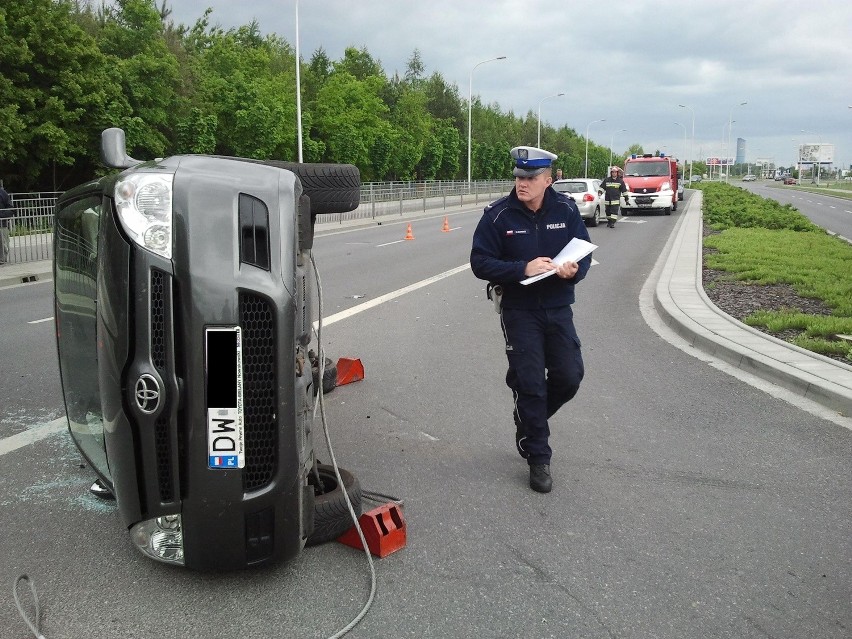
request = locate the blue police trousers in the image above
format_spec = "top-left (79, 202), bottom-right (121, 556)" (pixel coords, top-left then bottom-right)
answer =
top-left (500, 305), bottom-right (584, 465)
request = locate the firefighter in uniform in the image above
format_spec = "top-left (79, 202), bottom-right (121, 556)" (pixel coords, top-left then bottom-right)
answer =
top-left (470, 146), bottom-right (592, 493)
top-left (598, 166), bottom-right (629, 228)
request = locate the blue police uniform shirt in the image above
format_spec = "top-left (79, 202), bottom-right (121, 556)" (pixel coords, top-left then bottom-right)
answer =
top-left (470, 186), bottom-right (592, 309)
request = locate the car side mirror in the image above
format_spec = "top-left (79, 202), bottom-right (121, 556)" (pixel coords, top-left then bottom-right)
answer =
top-left (101, 128), bottom-right (143, 169)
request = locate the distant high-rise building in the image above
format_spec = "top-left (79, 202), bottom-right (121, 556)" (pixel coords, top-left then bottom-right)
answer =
top-left (736, 138), bottom-right (746, 165)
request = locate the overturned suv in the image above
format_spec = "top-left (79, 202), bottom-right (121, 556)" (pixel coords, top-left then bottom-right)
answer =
top-left (53, 128), bottom-right (360, 570)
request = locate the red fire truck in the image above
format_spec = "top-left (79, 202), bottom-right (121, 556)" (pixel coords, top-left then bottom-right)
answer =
top-left (621, 153), bottom-right (679, 215)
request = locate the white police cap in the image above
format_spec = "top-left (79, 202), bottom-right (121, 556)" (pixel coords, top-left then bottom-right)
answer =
top-left (511, 146), bottom-right (558, 177)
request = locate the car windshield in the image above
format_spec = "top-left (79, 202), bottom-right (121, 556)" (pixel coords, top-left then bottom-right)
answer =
top-left (625, 161), bottom-right (669, 177)
top-left (553, 182), bottom-right (588, 194)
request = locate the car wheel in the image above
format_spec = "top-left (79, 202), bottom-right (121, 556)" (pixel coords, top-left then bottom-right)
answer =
top-left (309, 351), bottom-right (338, 395)
top-left (589, 206), bottom-right (600, 227)
top-left (259, 161), bottom-right (362, 215)
top-left (306, 464), bottom-right (363, 546)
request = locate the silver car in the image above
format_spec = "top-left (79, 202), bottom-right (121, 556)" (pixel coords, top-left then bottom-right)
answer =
top-left (552, 178), bottom-right (604, 227)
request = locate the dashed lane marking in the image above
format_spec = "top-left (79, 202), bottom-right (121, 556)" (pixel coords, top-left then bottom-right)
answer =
top-left (0, 417), bottom-right (66, 456)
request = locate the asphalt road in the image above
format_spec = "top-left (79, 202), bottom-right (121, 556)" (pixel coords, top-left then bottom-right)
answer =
top-left (2, 194), bottom-right (850, 638)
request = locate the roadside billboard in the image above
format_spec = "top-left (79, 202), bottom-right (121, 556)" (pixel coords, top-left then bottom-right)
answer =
top-left (706, 157), bottom-right (734, 166)
top-left (798, 143), bottom-right (834, 165)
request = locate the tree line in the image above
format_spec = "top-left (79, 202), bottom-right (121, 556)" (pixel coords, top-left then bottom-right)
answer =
top-left (2, 0), bottom-right (640, 192)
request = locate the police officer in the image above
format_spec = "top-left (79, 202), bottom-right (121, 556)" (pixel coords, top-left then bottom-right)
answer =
top-left (598, 166), bottom-right (629, 228)
top-left (470, 146), bottom-right (592, 493)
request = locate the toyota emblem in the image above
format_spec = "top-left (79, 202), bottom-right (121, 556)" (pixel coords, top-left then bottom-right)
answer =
top-left (135, 374), bottom-right (161, 414)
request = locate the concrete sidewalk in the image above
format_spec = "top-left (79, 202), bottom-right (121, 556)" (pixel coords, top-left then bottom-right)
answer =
top-left (4, 198), bottom-right (851, 418)
top-left (0, 259), bottom-right (50, 288)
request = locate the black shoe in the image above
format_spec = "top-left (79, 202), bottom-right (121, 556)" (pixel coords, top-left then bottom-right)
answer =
top-left (529, 464), bottom-right (552, 493)
top-left (607, 221), bottom-right (614, 228)
top-left (90, 478), bottom-right (115, 500)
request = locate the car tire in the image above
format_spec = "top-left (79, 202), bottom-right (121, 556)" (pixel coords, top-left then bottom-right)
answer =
top-left (589, 206), bottom-right (600, 227)
top-left (306, 464), bottom-right (363, 546)
top-left (309, 351), bottom-right (337, 395)
top-left (262, 161), bottom-right (362, 215)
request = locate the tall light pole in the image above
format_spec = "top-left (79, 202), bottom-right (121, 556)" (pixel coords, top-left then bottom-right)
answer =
top-left (537, 92), bottom-right (565, 148)
top-left (678, 104), bottom-right (695, 183)
top-left (295, 0), bottom-right (303, 162)
top-left (584, 118), bottom-right (606, 178)
top-left (674, 122), bottom-right (687, 168)
top-left (609, 128), bottom-right (626, 169)
top-left (719, 121), bottom-right (734, 181)
top-left (467, 56), bottom-right (507, 185)
top-left (726, 101), bottom-right (747, 183)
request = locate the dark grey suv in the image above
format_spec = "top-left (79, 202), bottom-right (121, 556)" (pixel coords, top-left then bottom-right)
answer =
top-left (53, 129), bottom-right (360, 570)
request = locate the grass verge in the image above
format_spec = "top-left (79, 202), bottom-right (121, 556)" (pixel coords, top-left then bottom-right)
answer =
top-left (697, 181), bottom-right (852, 362)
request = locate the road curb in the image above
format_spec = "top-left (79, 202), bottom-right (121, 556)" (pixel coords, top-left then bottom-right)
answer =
top-left (654, 191), bottom-right (852, 418)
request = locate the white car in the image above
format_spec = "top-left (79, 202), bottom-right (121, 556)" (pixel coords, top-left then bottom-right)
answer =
top-left (742, 174), bottom-right (757, 182)
top-left (552, 178), bottom-right (605, 227)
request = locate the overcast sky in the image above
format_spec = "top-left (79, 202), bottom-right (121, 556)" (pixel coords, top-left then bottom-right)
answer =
top-left (164, 0), bottom-right (851, 170)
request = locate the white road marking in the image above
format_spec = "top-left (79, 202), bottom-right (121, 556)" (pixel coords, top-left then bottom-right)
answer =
top-left (377, 239), bottom-right (406, 247)
top-left (28, 317), bottom-right (53, 324)
top-left (316, 264), bottom-right (470, 328)
top-left (0, 417), bottom-right (66, 456)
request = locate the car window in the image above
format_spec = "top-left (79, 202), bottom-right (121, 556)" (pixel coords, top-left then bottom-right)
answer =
top-left (553, 182), bottom-right (588, 194)
top-left (55, 192), bottom-right (108, 476)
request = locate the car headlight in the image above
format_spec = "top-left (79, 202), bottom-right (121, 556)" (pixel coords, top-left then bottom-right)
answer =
top-left (130, 514), bottom-right (185, 565)
top-left (115, 173), bottom-right (174, 259)
top-left (661, 180), bottom-right (672, 191)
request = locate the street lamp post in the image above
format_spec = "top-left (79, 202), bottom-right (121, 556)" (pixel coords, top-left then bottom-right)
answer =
top-left (467, 56), bottom-right (507, 185)
top-left (295, 0), bottom-right (303, 162)
top-left (609, 129), bottom-right (627, 169)
top-left (719, 121), bottom-right (733, 181)
top-left (537, 92), bottom-right (565, 148)
top-left (678, 104), bottom-right (695, 183)
top-left (584, 118), bottom-right (606, 178)
top-left (674, 122), bottom-right (687, 176)
top-left (726, 101), bottom-right (747, 182)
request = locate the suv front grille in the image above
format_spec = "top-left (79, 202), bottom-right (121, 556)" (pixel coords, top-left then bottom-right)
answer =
top-left (150, 269), bottom-right (174, 501)
top-left (239, 293), bottom-right (278, 491)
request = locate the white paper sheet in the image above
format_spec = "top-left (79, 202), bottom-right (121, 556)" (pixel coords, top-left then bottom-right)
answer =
top-left (520, 238), bottom-right (598, 285)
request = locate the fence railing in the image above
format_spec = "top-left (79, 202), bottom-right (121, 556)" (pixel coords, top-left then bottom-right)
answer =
top-left (1, 181), bottom-right (512, 264)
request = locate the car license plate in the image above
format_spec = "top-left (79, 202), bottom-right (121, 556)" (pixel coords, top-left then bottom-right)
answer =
top-left (205, 327), bottom-right (245, 469)
top-left (638, 203), bottom-right (651, 207)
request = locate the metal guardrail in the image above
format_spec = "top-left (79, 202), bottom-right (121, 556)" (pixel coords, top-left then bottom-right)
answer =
top-left (1, 192), bottom-right (59, 264)
top-left (1, 181), bottom-right (512, 264)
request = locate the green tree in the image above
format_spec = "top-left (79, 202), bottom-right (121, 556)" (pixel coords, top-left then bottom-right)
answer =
top-left (0, 0), bottom-right (126, 189)
top-left (192, 25), bottom-right (298, 159)
top-left (334, 46), bottom-right (384, 81)
top-left (313, 72), bottom-right (388, 169)
top-left (96, 0), bottom-right (182, 157)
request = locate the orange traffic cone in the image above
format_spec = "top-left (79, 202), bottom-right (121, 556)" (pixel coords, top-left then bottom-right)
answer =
top-left (441, 217), bottom-right (450, 232)
top-left (404, 223), bottom-right (414, 240)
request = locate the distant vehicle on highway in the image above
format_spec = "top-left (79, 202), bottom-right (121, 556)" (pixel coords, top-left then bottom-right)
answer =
top-left (552, 178), bottom-right (605, 227)
top-left (742, 174), bottom-right (757, 182)
top-left (783, 176), bottom-right (797, 185)
top-left (690, 175), bottom-right (703, 183)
